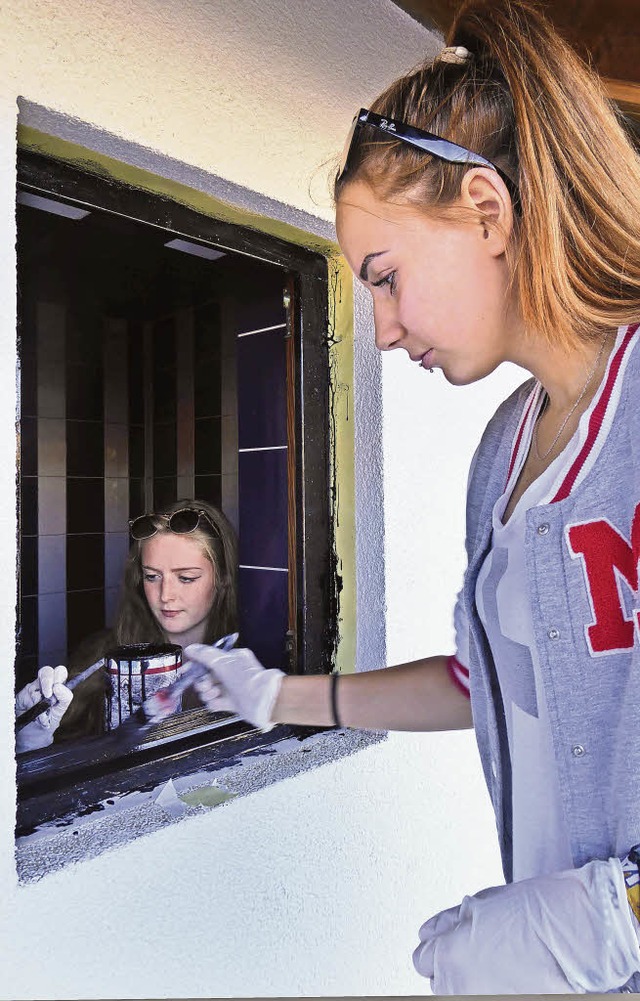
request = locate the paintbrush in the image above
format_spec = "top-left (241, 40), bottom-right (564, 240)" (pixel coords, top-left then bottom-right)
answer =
top-left (15, 632), bottom-right (238, 737)
top-left (104, 631), bottom-right (239, 750)
top-left (15, 657), bottom-right (106, 733)
top-left (15, 633), bottom-right (240, 778)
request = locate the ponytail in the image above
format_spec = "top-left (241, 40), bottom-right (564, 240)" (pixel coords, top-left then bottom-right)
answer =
top-left (336, 0), bottom-right (640, 348)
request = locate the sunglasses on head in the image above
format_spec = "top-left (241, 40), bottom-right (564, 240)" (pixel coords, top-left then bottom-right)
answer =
top-left (338, 108), bottom-right (518, 205)
top-left (129, 507), bottom-right (219, 541)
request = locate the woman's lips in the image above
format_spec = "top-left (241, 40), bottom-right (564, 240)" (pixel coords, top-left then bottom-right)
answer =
top-left (161, 610), bottom-right (181, 618)
top-left (420, 348), bottom-right (435, 369)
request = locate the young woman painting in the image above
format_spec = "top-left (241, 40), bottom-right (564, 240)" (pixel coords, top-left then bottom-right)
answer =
top-left (16, 500), bottom-right (237, 748)
top-left (183, 1), bottom-right (640, 992)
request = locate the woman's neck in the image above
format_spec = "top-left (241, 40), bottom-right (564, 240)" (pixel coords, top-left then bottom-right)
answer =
top-left (513, 327), bottom-right (615, 414)
top-left (162, 621), bottom-right (208, 649)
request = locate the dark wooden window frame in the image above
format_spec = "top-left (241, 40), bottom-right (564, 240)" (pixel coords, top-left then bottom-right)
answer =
top-left (15, 150), bottom-right (339, 833)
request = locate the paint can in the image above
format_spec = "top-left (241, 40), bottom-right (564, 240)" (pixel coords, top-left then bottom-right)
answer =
top-left (105, 643), bottom-right (182, 729)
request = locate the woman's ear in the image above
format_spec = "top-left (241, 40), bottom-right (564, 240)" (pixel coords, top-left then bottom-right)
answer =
top-left (460, 167), bottom-right (514, 256)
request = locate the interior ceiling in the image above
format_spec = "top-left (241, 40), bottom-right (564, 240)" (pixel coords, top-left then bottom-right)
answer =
top-left (392, 0), bottom-right (640, 115)
top-left (16, 200), bottom-right (279, 321)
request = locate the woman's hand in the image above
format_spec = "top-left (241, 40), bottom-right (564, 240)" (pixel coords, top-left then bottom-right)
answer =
top-left (413, 858), bottom-right (640, 994)
top-left (184, 644), bottom-right (284, 732)
top-left (15, 665), bottom-right (73, 753)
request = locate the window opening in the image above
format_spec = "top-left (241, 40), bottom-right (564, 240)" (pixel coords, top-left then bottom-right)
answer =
top-left (15, 151), bottom-right (333, 825)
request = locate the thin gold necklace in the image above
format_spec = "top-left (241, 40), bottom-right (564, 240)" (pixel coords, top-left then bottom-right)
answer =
top-left (533, 331), bottom-right (609, 462)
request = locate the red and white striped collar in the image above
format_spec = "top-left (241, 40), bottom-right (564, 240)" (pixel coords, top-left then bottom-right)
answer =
top-left (505, 323), bottom-right (639, 504)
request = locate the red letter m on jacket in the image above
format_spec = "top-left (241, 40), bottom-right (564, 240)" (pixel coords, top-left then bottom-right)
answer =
top-left (567, 504), bottom-right (640, 655)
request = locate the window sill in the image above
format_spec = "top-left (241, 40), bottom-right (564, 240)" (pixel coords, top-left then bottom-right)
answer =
top-left (16, 725), bottom-right (387, 882)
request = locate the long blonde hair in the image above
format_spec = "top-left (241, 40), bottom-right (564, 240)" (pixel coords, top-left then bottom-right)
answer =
top-left (335, 0), bottom-right (640, 349)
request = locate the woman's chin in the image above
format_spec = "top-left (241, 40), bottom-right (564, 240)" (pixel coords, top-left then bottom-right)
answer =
top-left (442, 368), bottom-right (475, 387)
top-left (156, 614), bottom-right (184, 640)
top-left (442, 360), bottom-right (497, 387)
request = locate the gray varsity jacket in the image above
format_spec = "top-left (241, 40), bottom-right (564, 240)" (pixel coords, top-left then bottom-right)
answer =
top-left (461, 324), bottom-right (640, 991)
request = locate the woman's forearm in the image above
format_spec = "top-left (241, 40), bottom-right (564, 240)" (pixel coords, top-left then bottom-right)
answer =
top-left (271, 655), bottom-right (473, 732)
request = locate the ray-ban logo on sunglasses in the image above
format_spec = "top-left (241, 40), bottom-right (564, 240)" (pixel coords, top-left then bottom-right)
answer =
top-left (378, 119), bottom-right (396, 132)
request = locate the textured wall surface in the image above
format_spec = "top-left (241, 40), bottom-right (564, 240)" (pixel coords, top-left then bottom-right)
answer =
top-left (0, 1), bottom-right (524, 997)
top-left (1, 0), bottom-right (436, 221)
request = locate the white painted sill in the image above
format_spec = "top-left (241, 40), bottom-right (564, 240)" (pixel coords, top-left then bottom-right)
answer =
top-left (15, 726), bottom-right (386, 882)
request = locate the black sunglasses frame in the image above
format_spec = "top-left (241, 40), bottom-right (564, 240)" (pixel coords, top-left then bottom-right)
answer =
top-left (339, 108), bottom-right (519, 206)
top-left (129, 507), bottom-right (219, 542)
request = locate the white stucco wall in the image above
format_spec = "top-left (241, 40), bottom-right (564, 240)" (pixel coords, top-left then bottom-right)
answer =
top-left (2, 1), bottom-right (525, 997)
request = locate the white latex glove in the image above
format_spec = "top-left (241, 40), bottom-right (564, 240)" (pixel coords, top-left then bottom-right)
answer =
top-left (413, 858), bottom-right (640, 994)
top-left (15, 665), bottom-right (73, 753)
top-left (185, 643), bottom-right (285, 732)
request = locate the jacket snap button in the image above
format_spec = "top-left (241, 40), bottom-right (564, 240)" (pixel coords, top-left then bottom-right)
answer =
top-left (572, 744), bottom-right (585, 757)
top-left (537, 523), bottom-right (550, 535)
top-left (547, 628), bottom-right (560, 640)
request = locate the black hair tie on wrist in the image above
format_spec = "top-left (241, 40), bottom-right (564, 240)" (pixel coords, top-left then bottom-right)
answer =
top-left (330, 671), bottom-right (342, 729)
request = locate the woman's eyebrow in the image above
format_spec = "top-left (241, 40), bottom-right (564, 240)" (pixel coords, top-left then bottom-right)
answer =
top-left (360, 250), bottom-right (388, 282)
top-left (142, 565), bottom-right (203, 572)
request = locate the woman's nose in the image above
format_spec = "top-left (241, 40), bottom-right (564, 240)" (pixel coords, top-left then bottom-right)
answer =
top-left (373, 298), bottom-right (405, 352)
top-left (160, 578), bottom-right (175, 602)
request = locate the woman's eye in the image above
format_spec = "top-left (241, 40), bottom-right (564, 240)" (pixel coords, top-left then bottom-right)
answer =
top-left (372, 271), bottom-right (398, 295)
top-left (179, 576), bottom-right (200, 585)
top-left (143, 573), bottom-right (159, 583)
